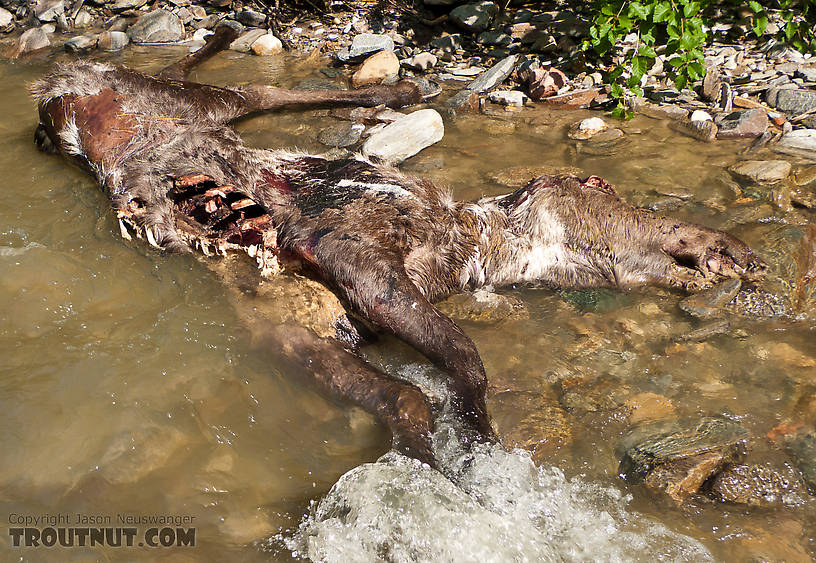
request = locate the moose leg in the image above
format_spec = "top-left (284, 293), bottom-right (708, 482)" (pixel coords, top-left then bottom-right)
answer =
top-left (156, 22), bottom-right (242, 81)
top-left (303, 243), bottom-right (496, 443)
top-left (256, 323), bottom-right (436, 466)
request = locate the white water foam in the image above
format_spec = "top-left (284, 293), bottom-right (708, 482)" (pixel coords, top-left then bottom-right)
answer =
top-left (281, 365), bottom-right (711, 562)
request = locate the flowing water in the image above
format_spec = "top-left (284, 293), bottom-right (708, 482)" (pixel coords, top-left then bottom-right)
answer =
top-left (1, 46), bottom-right (815, 562)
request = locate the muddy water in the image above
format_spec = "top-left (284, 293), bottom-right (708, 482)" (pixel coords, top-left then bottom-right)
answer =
top-left (0, 46), bottom-right (814, 562)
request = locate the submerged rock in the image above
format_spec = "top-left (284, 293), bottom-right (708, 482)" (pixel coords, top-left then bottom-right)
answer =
top-left (618, 417), bottom-right (748, 487)
top-left (728, 160), bottom-right (792, 184)
top-left (679, 278), bottom-right (741, 318)
top-left (710, 463), bottom-right (808, 506)
top-left (361, 109), bottom-right (444, 165)
top-left (671, 119), bottom-right (718, 142)
top-left (436, 289), bottom-right (526, 323)
top-left (317, 121), bottom-right (364, 147)
top-left (785, 432), bottom-right (816, 491)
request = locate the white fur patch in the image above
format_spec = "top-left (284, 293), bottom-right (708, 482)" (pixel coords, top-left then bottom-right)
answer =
top-left (58, 117), bottom-right (83, 156)
top-left (337, 179), bottom-right (414, 199)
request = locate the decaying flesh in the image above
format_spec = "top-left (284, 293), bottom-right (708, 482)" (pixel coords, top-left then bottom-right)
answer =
top-left (31, 25), bottom-right (766, 467)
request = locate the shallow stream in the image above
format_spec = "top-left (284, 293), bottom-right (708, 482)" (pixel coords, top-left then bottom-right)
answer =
top-left (1, 47), bottom-right (814, 561)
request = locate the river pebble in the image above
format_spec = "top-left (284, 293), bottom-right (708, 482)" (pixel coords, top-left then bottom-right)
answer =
top-left (728, 160), bottom-right (792, 184)
top-left (352, 50), bottom-right (399, 87)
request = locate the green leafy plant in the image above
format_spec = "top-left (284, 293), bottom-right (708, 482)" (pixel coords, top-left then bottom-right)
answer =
top-left (746, 0), bottom-right (816, 53)
top-left (584, 0), bottom-right (707, 118)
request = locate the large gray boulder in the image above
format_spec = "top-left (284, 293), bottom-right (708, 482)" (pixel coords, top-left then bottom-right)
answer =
top-left (127, 10), bottom-right (183, 44)
top-left (450, 1), bottom-right (499, 33)
top-left (361, 109), bottom-right (444, 165)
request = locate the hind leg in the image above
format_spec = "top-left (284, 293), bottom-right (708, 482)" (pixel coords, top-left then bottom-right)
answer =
top-left (300, 240), bottom-right (495, 442)
top-left (255, 323), bottom-right (436, 466)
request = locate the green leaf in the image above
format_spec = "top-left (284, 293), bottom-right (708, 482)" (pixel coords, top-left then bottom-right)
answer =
top-left (637, 45), bottom-right (657, 57)
top-left (630, 84), bottom-right (644, 97)
top-left (753, 14), bottom-right (768, 37)
top-left (667, 23), bottom-right (681, 39)
top-left (632, 55), bottom-right (650, 78)
top-left (667, 56), bottom-right (685, 68)
top-left (786, 20), bottom-right (796, 39)
top-left (683, 1), bottom-right (700, 17)
top-left (653, 3), bottom-right (672, 22)
top-left (674, 74), bottom-right (688, 89)
top-left (610, 82), bottom-right (624, 98)
top-left (687, 61), bottom-right (705, 81)
top-left (748, 0), bottom-right (762, 13)
top-left (628, 1), bottom-right (651, 19)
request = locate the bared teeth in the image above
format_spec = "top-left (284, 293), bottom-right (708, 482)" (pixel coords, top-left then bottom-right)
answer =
top-left (230, 198), bottom-right (255, 210)
top-left (146, 227), bottom-right (160, 248)
top-left (119, 218), bottom-right (132, 241)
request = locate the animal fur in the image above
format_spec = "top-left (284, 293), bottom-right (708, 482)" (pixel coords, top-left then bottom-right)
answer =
top-left (32, 25), bottom-right (765, 466)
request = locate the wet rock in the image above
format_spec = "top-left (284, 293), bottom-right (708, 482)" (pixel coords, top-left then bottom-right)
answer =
top-left (711, 463), bottom-right (808, 506)
top-left (490, 165), bottom-right (583, 187)
top-left (567, 117), bottom-right (608, 140)
top-left (99, 426), bottom-right (188, 485)
top-left (402, 52), bottom-right (436, 71)
top-left (450, 1), bottom-right (498, 33)
top-left (73, 9), bottom-right (92, 28)
top-left (632, 99), bottom-right (690, 120)
top-left (526, 67), bottom-right (567, 100)
top-left (317, 121), bottom-right (364, 147)
top-left (97, 30), bottom-right (129, 51)
top-left (702, 67), bottom-right (721, 102)
top-left (352, 50), bottom-right (399, 88)
top-left (727, 288), bottom-right (787, 318)
top-left (338, 33), bottom-right (393, 62)
top-left (776, 129), bottom-right (816, 157)
top-left (677, 319), bottom-right (731, 342)
top-left (436, 289), bottom-right (526, 323)
top-left (235, 9), bottom-right (265, 27)
top-left (230, 29), bottom-right (266, 52)
top-left (542, 88), bottom-right (603, 109)
top-left (33, 0), bottom-right (62, 22)
top-left (645, 451), bottom-right (727, 503)
top-left (0, 7), bottom-right (12, 29)
top-left (690, 110), bottom-right (713, 122)
top-left (361, 109), bottom-right (444, 165)
top-left (466, 55), bottom-right (518, 93)
top-left (679, 278), bottom-right (741, 318)
top-left (251, 33), bottom-right (282, 56)
top-left (11, 28), bottom-right (50, 57)
top-left (785, 433), bottom-right (816, 491)
top-left (715, 109), bottom-right (769, 139)
top-left (671, 119), bottom-right (718, 142)
top-left (109, 0), bottom-right (148, 10)
top-left (444, 89), bottom-right (480, 113)
top-left (127, 10), bottom-right (183, 44)
top-left (64, 34), bottom-right (96, 53)
top-left (430, 34), bottom-right (462, 54)
top-left (771, 89), bottom-right (816, 115)
top-left (625, 392), bottom-right (675, 424)
top-left (488, 90), bottom-right (527, 107)
top-left (728, 160), bottom-right (791, 184)
top-left (618, 417), bottom-right (748, 491)
top-left (491, 391), bottom-right (571, 463)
